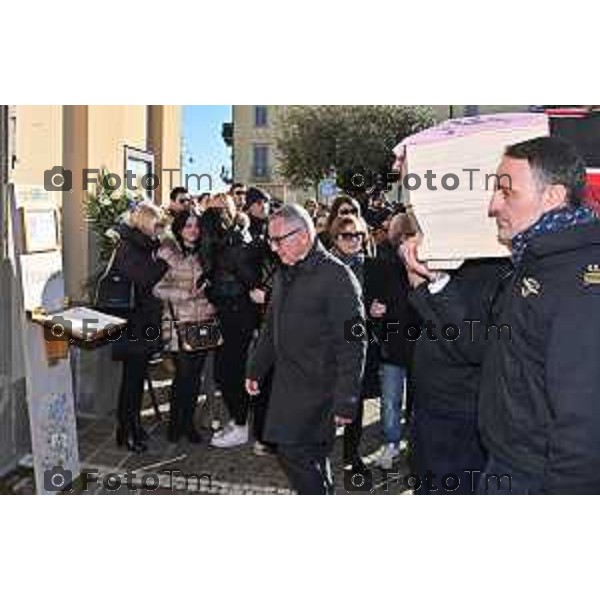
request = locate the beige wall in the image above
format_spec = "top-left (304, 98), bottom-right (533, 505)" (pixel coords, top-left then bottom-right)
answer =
top-left (148, 105), bottom-right (182, 205)
top-left (9, 105), bottom-right (181, 301)
top-left (62, 105), bottom-right (148, 298)
top-left (12, 105), bottom-right (63, 207)
top-left (12, 105), bottom-right (63, 186)
top-left (87, 105), bottom-right (147, 179)
top-left (61, 105), bottom-right (181, 299)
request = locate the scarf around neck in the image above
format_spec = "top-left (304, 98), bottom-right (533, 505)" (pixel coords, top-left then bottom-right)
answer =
top-left (511, 205), bottom-right (597, 266)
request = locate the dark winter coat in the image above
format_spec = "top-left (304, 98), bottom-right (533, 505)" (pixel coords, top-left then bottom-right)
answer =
top-left (479, 221), bottom-right (600, 493)
top-left (110, 225), bottom-right (169, 360)
top-left (246, 241), bottom-right (367, 448)
top-left (409, 258), bottom-right (512, 416)
top-left (368, 241), bottom-right (418, 367)
top-left (200, 225), bottom-right (261, 310)
top-left (330, 248), bottom-right (380, 398)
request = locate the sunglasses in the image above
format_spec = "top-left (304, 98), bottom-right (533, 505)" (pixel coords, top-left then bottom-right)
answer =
top-left (235, 190), bottom-right (247, 196)
top-left (268, 227), bottom-right (302, 247)
top-left (338, 207), bottom-right (358, 216)
top-left (338, 231), bottom-right (365, 241)
top-left (177, 197), bottom-right (191, 204)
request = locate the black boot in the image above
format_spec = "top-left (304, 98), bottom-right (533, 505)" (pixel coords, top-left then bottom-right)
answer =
top-left (185, 428), bottom-right (203, 444)
top-left (135, 417), bottom-right (150, 442)
top-left (116, 426), bottom-right (147, 453)
top-left (344, 455), bottom-right (368, 474)
top-left (167, 424), bottom-right (181, 444)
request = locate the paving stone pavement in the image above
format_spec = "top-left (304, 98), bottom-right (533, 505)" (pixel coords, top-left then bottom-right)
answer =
top-left (79, 381), bottom-right (413, 495)
top-left (2, 382), bottom-right (412, 495)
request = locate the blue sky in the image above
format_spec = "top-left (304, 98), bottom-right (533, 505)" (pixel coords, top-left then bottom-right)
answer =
top-left (182, 105), bottom-right (232, 193)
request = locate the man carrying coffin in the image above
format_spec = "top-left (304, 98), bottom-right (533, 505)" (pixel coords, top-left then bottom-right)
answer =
top-left (478, 136), bottom-right (600, 494)
top-left (400, 242), bottom-right (511, 494)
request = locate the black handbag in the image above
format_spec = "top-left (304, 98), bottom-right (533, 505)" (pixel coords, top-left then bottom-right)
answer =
top-left (168, 301), bottom-right (223, 353)
top-left (94, 243), bottom-right (134, 314)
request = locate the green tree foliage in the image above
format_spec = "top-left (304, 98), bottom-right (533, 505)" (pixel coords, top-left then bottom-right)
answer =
top-left (276, 105), bottom-right (435, 193)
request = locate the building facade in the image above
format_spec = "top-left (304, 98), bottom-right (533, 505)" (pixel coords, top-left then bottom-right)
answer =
top-left (1, 105), bottom-right (182, 452)
top-left (9, 105), bottom-right (181, 301)
top-left (231, 105), bottom-right (296, 201)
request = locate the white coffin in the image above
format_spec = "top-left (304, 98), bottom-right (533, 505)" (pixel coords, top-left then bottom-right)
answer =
top-left (394, 113), bottom-right (550, 269)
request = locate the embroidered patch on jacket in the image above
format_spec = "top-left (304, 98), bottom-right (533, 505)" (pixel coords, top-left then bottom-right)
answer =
top-left (521, 277), bottom-right (542, 298)
top-left (582, 264), bottom-right (600, 286)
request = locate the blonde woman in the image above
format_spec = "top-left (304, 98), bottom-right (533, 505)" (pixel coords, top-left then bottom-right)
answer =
top-left (111, 202), bottom-right (169, 453)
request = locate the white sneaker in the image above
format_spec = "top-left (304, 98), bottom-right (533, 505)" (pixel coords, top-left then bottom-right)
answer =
top-left (211, 421), bottom-right (234, 440)
top-left (253, 441), bottom-right (273, 457)
top-left (375, 443), bottom-right (400, 469)
top-left (211, 424), bottom-right (249, 448)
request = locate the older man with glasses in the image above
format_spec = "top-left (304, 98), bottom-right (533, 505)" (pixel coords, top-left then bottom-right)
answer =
top-left (246, 204), bottom-right (367, 494)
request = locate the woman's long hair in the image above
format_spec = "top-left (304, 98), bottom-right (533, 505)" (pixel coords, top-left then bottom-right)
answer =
top-left (171, 210), bottom-right (202, 255)
top-left (198, 206), bottom-right (234, 277)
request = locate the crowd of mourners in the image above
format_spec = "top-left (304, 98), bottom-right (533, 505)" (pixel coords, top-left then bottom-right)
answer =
top-left (98, 135), bottom-right (600, 494)
top-left (101, 182), bottom-right (415, 470)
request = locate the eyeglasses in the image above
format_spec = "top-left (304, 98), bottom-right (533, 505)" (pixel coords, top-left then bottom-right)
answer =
top-left (268, 227), bottom-right (302, 248)
top-left (337, 232), bottom-right (365, 241)
top-left (338, 207), bottom-right (358, 216)
top-left (177, 197), bottom-right (191, 204)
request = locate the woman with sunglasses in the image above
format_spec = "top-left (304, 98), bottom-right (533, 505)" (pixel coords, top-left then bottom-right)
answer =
top-left (329, 214), bottom-right (380, 473)
top-left (322, 196), bottom-right (362, 248)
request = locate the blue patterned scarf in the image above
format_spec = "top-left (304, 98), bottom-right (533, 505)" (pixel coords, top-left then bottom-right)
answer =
top-left (511, 205), bottom-right (597, 265)
top-left (331, 249), bottom-right (366, 285)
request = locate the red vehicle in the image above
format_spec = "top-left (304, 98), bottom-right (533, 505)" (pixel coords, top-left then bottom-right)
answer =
top-left (542, 106), bottom-right (600, 214)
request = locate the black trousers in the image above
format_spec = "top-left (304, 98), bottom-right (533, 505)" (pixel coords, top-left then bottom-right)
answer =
top-left (410, 405), bottom-right (486, 495)
top-left (278, 444), bottom-right (334, 495)
top-left (343, 399), bottom-right (365, 464)
top-left (117, 354), bottom-right (147, 435)
top-left (252, 368), bottom-right (273, 443)
top-left (170, 351), bottom-right (207, 436)
top-left (214, 302), bottom-right (257, 426)
top-left (343, 342), bottom-right (379, 463)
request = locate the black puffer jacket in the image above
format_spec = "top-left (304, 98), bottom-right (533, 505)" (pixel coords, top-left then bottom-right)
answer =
top-left (111, 225), bottom-right (168, 359)
top-left (480, 221), bottom-right (600, 494)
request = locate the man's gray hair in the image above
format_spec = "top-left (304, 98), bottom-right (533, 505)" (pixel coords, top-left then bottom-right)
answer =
top-left (270, 203), bottom-right (316, 238)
